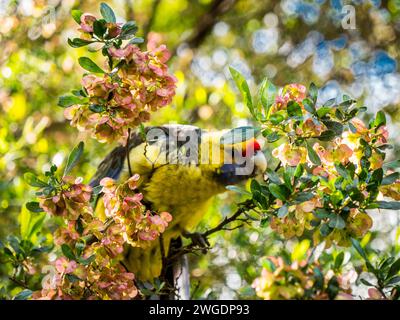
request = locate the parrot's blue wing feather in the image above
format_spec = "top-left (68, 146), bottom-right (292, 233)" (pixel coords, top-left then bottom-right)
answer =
top-left (89, 145), bottom-right (126, 187)
top-left (89, 133), bottom-right (144, 187)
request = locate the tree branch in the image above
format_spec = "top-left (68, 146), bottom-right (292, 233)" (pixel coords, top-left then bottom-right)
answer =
top-left (171, 0), bottom-right (237, 56)
top-left (166, 200), bottom-right (255, 264)
top-left (125, 0), bottom-right (135, 21)
top-left (142, 0), bottom-right (162, 38)
top-left (126, 128), bottom-right (133, 177)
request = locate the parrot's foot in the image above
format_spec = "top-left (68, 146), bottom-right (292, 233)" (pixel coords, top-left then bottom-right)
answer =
top-left (182, 231), bottom-right (210, 254)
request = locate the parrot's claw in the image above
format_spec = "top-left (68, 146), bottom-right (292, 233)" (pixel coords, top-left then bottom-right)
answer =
top-left (182, 231), bottom-right (210, 253)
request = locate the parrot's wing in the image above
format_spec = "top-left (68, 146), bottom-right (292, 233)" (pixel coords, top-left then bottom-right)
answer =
top-left (89, 132), bottom-right (144, 187)
top-left (89, 124), bottom-right (203, 187)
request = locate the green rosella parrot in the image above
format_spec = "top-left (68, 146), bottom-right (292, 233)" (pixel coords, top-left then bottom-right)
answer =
top-left (91, 124), bottom-right (267, 281)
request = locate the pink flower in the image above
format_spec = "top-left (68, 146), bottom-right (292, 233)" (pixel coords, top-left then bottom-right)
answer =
top-left (82, 75), bottom-right (115, 99)
top-left (55, 257), bottom-right (77, 274)
top-left (108, 44), bottom-right (136, 59)
top-left (272, 143), bottom-right (307, 167)
top-left (350, 118), bottom-right (368, 134)
top-left (80, 14), bottom-right (97, 33)
top-left (376, 125), bottom-right (388, 146)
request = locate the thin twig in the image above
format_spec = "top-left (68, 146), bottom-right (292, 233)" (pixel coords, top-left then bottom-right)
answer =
top-left (159, 233), bottom-right (168, 282)
top-left (125, 0), bottom-right (135, 21)
top-left (165, 201), bottom-right (255, 264)
top-left (142, 0), bottom-right (161, 38)
top-left (203, 202), bottom-right (254, 237)
top-left (126, 128), bottom-right (133, 177)
top-left (9, 276), bottom-right (29, 290)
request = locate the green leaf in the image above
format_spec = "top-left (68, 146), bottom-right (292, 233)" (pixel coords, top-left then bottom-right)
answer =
top-left (128, 37), bottom-right (144, 44)
top-left (61, 244), bottom-right (75, 260)
top-left (229, 67), bottom-right (254, 117)
top-left (268, 183), bottom-right (289, 201)
top-left (261, 258), bottom-right (276, 272)
top-left (13, 289), bottom-right (33, 300)
top-left (292, 240), bottom-right (310, 262)
top-left (373, 201), bottom-right (400, 210)
top-left (269, 113), bottom-right (284, 125)
top-left (259, 77), bottom-right (277, 115)
top-left (360, 279), bottom-right (374, 287)
top-left (226, 185), bottom-right (251, 195)
top-left (265, 132), bottom-right (281, 143)
top-left (58, 95), bottom-right (86, 108)
top-left (328, 215), bottom-right (346, 229)
top-left (120, 21), bottom-right (138, 40)
top-left (383, 160), bottom-right (400, 170)
top-left (323, 98), bottom-right (336, 107)
top-left (220, 126), bottom-right (260, 144)
top-left (266, 169), bottom-right (281, 184)
top-left (68, 38), bottom-right (93, 48)
top-left (294, 164), bottom-right (304, 178)
top-left (23, 212), bottom-right (46, 240)
top-left (294, 192), bottom-right (314, 203)
top-left (277, 204), bottom-right (289, 218)
top-left (334, 163), bottom-right (349, 179)
top-left (287, 101), bottom-right (303, 117)
top-left (78, 255), bottom-right (96, 265)
top-left (313, 267), bottom-right (324, 289)
top-left (386, 276), bottom-right (400, 286)
top-left (313, 208), bottom-right (331, 219)
top-left (317, 130), bottom-right (336, 141)
top-left (71, 9), bottom-right (83, 24)
top-left (334, 252), bottom-right (345, 270)
top-left (64, 141), bottom-right (84, 176)
top-left (303, 98), bottom-right (316, 114)
top-left (78, 57), bottom-right (105, 73)
top-left (374, 111), bottom-right (386, 128)
top-left (100, 2), bottom-right (116, 23)
top-left (370, 168), bottom-right (383, 185)
top-left (351, 238), bottom-right (369, 262)
top-left (25, 202), bottom-right (44, 213)
top-left (93, 20), bottom-right (107, 38)
top-left (348, 122), bottom-right (357, 133)
top-left (309, 83), bottom-right (318, 102)
top-left (89, 104), bottom-right (106, 113)
top-left (382, 172), bottom-right (399, 186)
top-left (306, 142), bottom-right (321, 165)
top-left (323, 120), bottom-right (343, 136)
top-left (387, 258), bottom-right (400, 279)
top-left (66, 274), bottom-right (82, 283)
top-left (20, 205), bottom-right (46, 240)
top-left (24, 173), bottom-right (48, 188)
top-left (316, 106), bottom-right (331, 118)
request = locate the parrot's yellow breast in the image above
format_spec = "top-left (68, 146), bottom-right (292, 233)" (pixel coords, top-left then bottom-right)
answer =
top-left (141, 164), bottom-right (225, 232)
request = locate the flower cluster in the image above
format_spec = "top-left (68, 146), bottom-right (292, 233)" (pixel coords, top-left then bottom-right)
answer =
top-left (33, 257), bottom-right (138, 300)
top-left (60, 5), bottom-right (177, 145)
top-left (39, 176), bottom-right (93, 221)
top-left (100, 175), bottom-right (172, 248)
top-left (25, 142), bottom-right (171, 299)
top-left (229, 68), bottom-right (400, 248)
top-left (28, 168), bottom-right (137, 299)
top-left (252, 254), bottom-right (354, 300)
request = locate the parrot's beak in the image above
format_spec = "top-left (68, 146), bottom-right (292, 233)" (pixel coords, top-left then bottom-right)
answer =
top-left (253, 151), bottom-right (267, 175)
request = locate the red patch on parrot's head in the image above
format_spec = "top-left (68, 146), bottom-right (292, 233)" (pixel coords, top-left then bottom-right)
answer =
top-left (241, 138), bottom-right (261, 157)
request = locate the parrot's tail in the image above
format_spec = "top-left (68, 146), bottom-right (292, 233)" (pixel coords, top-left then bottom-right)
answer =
top-left (125, 243), bottom-right (163, 281)
top-left (124, 229), bottom-right (180, 282)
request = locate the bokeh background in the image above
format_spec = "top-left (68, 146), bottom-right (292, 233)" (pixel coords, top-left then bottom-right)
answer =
top-left (1, 0), bottom-right (400, 299)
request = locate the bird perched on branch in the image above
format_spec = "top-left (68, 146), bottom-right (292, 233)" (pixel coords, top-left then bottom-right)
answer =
top-left (91, 124), bottom-right (267, 281)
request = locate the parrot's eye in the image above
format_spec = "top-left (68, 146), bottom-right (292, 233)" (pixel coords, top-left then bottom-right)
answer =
top-left (242, 139), bottom-right (261, 157)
